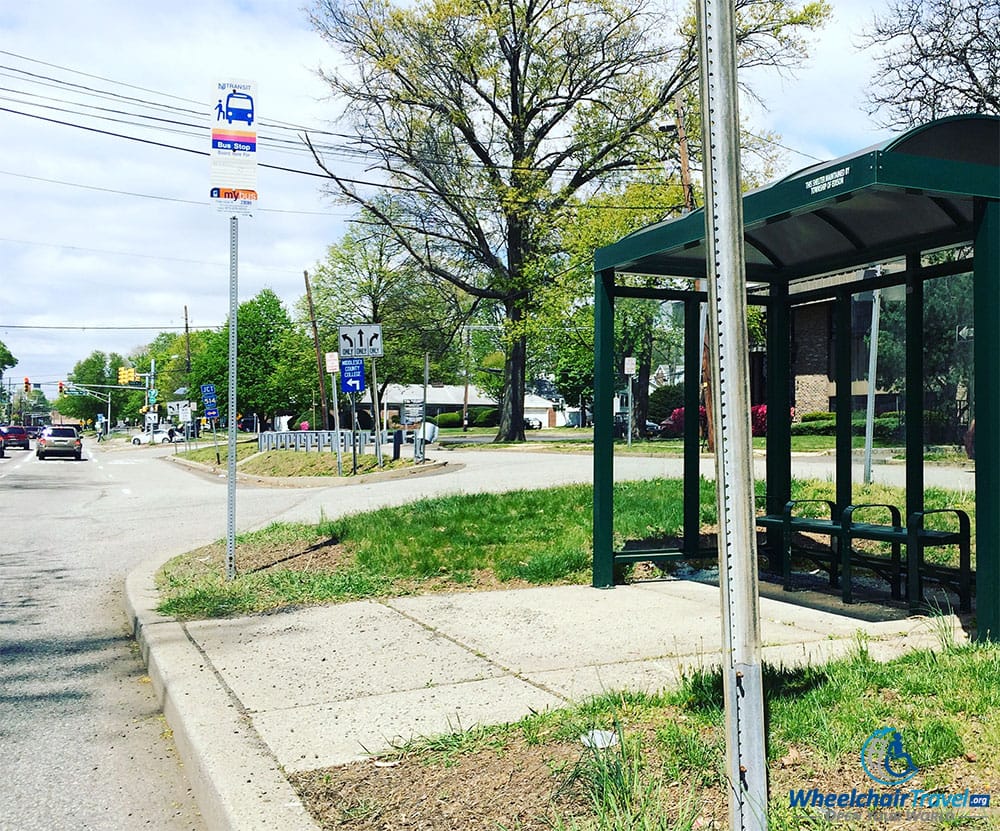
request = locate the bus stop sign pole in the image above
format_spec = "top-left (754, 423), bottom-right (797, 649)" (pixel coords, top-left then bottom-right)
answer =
top-left (226, 216), bottom-right (238, 581)
top-left (697, 0), bottom-right (768, 826)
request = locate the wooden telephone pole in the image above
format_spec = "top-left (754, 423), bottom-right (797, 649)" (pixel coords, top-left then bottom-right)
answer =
top-left (672, 97), bottom-right (715, 452)
top-left (303, 270), bottom-right (330, 430)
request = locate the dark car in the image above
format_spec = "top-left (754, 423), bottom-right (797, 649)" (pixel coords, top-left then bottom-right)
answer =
top-left (36, 426), bottom-right (82, 460)
top-left (523, 416), bottom-right (542, 430)
top-left (0, 424), bottom-right (31, 450)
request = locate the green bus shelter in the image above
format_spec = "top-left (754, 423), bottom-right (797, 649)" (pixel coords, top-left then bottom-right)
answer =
top-left (592, 114), bottom-right (1000, 638)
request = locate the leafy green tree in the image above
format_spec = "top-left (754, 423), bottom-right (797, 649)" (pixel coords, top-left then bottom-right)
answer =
top-left (0, 339), bottom-right (15, 374)
top-left (189, 289), bottom-right (314, 426)
top-left (306, 0), bottom-right (830, 441)
top-left (63, 351), bottom-right (139, 425)
top-left (876, 269), bottom-right (974, 441)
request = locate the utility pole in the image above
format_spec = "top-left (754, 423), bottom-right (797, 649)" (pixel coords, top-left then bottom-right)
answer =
top-left (674, 96), bottom-right (695, 213)
top-left (303, 270), bottom-right (330, 430)
top-left (184, 305), bottom-right (192, 372)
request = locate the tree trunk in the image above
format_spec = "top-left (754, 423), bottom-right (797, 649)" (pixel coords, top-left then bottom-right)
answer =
top-left (495, 300), bottom-right (527, 442)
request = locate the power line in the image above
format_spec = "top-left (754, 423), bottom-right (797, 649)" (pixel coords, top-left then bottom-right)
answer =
top-left (0, 323), bottom-right (219, 331)
top-left (0, 49), bottom-right (828, 214)
top-left (0, 169), bottom-right (350, 217)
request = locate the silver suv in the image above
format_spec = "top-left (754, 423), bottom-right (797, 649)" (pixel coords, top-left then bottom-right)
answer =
top-left (36, 426), bottom-right (82, 461)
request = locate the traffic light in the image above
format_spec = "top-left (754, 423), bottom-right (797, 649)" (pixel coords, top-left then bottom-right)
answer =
top-left (58, 381), bottom-right (64, 395)
top-left (117, 367), bottom-right (127, 385)
top-left (23, 377), bottom-right (29, 393)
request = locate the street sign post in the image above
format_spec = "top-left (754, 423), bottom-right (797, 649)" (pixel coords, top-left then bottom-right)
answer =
top-left (339, 324), bottom-right (383, 358)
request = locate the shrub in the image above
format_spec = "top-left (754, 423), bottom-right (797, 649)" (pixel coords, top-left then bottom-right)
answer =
top-left (435, 411), bottom-right (462, 428)
top-left (471, 407), bottom-right (499, 427)
top-left (800, 410), bottom-right (833, 423)
top-left (791, 419), bottom-right (835, 436)
top-left (660, 405), bottom-right (707, 438)
top-left (788, 414), bottom-right (904, 441)
top-left (751, 404), bottom-right (767, 437)
top-left (649, 383), bottom-right (685, 423)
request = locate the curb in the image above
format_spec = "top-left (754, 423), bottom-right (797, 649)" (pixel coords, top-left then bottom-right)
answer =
top-left (125, 558), bottom-right (319, 831)
top-left (165, 452), bottom-right (453, 488)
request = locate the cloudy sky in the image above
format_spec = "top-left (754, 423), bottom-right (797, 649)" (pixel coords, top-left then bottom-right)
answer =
top-left (1, 0), bottom-right (891, 397)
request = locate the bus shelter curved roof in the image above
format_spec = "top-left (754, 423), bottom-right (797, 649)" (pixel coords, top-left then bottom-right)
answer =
top-left (595, 114), bottom-right (999, 283)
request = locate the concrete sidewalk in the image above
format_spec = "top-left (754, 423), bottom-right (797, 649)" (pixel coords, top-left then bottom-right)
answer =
top-left (125, 555), bottom-right (970, 831)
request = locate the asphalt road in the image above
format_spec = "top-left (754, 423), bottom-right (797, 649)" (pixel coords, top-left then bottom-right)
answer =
top-left (0, 439), bottom-right (311, 831)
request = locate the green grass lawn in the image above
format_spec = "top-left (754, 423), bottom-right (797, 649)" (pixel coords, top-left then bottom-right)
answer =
top-left (156, 476), bottom-right (976, 620)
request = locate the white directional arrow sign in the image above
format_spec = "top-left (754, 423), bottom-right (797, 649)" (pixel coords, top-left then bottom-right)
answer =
top-left (339, 323), bottom-right (384, 358)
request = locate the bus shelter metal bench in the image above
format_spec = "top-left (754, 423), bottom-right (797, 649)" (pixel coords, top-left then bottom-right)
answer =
top-left (757, 501), bottom-right (972, 613)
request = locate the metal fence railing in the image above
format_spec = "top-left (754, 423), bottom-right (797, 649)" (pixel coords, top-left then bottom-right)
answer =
top-left (257, 430), bottom-right (387, 454)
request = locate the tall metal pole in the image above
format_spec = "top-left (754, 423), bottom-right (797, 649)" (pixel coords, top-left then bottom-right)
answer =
top-left (371, 359), bottom-right (383, 467)
top-left (674, 96), bottom-right (695, 213)
top-left (303, 270), bottom-right (330, 430)
top-left (330, 369), bottom-right (343, 476)
top-left (184, 304), bottom-right (192, 372)
top-left (863, 288), bottom-right (882, 484)
top-left (226, 216), bottom-right (239, 581)
top-left (697, 0), bottom-right (768, 825)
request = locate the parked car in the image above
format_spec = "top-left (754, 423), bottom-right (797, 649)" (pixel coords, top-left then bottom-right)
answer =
top-left (131, 428), bottom-right (181, 445)
top-left (36, 425), bottom-right (82, 460)
top-left (523, 416), bottom-right (543, 430)
top-left (0, 424), bottom-right (31, 450)
top-left (0, 433), bottom-right (5, 457)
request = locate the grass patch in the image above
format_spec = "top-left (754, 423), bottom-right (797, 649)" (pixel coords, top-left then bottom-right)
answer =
top-left (238, 450), bottom-right (411, 477)
top-left (176, 443), bottom-right (413, 477)
top-left (156, 476), bottom-right (977, 620)
top-left (294, 642), bottom-right (1000, 830)
top-left (176, 438), bottom-right (261, 465)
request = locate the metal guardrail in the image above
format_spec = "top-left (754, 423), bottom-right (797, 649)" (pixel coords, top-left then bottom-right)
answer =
top-left (257, 430), bottom-right (386, 453)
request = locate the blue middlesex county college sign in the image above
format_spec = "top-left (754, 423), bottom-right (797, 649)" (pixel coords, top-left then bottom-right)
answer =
top-left (340, 359), bottom-right (365, 394)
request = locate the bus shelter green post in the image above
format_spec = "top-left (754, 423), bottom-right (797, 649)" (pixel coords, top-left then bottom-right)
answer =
top-left (834, 291), bottom-right (853, 514)
top-left (903, 255), bottom-right (926, 611)
top-left (765, 284), bottom-right (791, 569)
top-left (593, 267), bottom-right (616, 588)
top-left (974, 199), bottom-right (1000, 640)
top-left (683, 297), bottom-right (701, 556)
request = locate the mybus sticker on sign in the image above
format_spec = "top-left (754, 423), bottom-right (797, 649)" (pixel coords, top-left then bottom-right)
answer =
top-left (211, 188), bottom-right (258, 201)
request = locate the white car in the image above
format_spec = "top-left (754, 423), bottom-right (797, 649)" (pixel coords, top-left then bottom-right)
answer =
top-left (131, 428), bottom-right (182, 445)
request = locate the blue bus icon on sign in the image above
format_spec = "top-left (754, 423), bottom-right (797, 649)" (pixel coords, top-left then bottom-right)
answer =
top-left (225, 91), bottom-right (254, 126)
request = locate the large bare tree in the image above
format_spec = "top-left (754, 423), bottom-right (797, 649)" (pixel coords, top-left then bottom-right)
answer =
top-left (862, 0), bottom-right (999, 128)
top-left (306, 0), bottom-right (829, 440)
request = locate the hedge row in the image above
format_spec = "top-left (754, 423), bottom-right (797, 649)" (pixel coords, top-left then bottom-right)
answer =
top-left (790, 416), bottom-right (904, 440)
